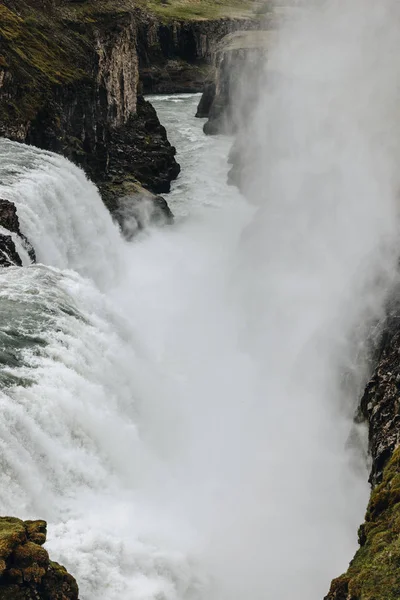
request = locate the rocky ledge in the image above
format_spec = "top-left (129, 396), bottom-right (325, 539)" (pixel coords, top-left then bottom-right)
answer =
top-left (0, 517), bottom-right (78, 600)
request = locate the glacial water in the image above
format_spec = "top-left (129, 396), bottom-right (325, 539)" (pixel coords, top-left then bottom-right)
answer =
top-left (2, 1), bottom-right (400, 597)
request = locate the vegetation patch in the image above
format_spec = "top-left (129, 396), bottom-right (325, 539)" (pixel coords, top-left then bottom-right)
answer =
top-left (137, 0), bottom-right (267, 21)
top-left (327, 447), bottom-right (400, 600)
top-left (0, 4), bottom-right (85, 84)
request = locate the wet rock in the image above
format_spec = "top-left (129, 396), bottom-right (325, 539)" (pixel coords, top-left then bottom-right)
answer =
top-left (195, 82), bottom-right (216, 118)
top-left (108, 178), bottom-right (172, 238)
top-left (0, 199), bottom-right (36, 264)
top-left (0, 235), bottom-right (23, 267)
top-left (0, 199), bottom-right (20, 234)
top-left (202, 30), bottom-right (272, 136)
top-left (325, 300), bottom-right (400, 599)
top-left (0, 517), bottom-right (78, 600)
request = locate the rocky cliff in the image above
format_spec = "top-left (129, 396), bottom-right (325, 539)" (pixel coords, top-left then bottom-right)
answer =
top-left (324, 308), bottom-right (400, 600)
top-left (0, 0), bottom-right (182, 219)
top-left (0, 517), bottom-right (78, 600)
top-left (200, 30), bottom-right (271, 135)
top-left (138, 16), bottom-right (262, 94)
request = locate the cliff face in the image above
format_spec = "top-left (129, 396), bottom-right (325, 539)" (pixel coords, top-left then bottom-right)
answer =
top-left (0, 0), bottom-right (180, 215)
top-left (325, 310), bottom-right (400, 600)
top-left (0, 517), bottom-right (78, 600)
top-left (138, 16), bottom-right (262, 94)
top-left (201, 30), bottom-right (270, 136)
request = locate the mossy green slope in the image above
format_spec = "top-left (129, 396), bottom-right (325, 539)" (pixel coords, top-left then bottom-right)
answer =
top-left (326, 447), bottom-right (400, 600)
top-left (137, 0), bottom-right (265, 21)
top-left (0, 0), bottom-right (89, 126)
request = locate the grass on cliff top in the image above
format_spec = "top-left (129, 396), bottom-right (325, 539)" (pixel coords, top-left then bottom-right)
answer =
top-left (57, 0), bottom-right (268, 22)
top-left (0, 4), bottom-right (85, 84)
top-left (327, 446), bottom-right (400, 600)
top-left (139, 0), bottom-right (268, 21)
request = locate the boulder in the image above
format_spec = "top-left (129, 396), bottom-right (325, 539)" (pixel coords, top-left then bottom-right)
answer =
top-left (0, 517), bottom-right (78, 600)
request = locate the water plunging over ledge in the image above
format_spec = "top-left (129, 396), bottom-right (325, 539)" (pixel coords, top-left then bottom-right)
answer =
top-left (2, 4), bottom-right (400, 589)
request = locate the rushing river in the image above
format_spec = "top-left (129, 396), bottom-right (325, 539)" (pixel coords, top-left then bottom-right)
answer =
top-left (0, 69), bottom-right (399, 599)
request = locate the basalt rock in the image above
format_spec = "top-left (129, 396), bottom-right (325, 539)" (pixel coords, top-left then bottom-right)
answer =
top-left (0, 199), bottom-right (35, 265)
top-left (195, 82), bottom-right (216, 118)
top-left (0, 517), bottom-right (78, 600)
top-left (137, 16), bottom-right (262, 95)
top-left (202, 30), bottom-right (272, 136)
top-left (325, 304), bottom-right (400, 599)
top-left (0, 234), bottom-right (22, 267)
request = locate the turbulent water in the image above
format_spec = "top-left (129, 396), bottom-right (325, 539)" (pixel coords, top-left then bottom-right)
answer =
top-left (2, 2), bottom-right (400, 598)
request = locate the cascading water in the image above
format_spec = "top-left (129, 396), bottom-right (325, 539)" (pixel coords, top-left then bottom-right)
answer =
top-left (1, 1), bottom-right (400, 598)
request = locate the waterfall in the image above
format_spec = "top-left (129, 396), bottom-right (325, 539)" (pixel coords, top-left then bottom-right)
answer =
top-left (0, 139), bottom-right (123, 289)
top-left (1, 2), bottom-right (400, 597)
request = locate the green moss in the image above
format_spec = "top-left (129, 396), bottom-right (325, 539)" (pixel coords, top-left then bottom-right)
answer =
top-left (0, 5), bottom-right (85, 84)
top-left (0, 518), bottom-right (26, 561)
top-left (59, 0), bottom-right (268, 22)
top-left (329, 447), bottom-right (400, 600)
top-left (138, 0), bottom-right (264, 21)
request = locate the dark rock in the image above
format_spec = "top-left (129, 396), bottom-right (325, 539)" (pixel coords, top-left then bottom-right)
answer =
top-left (137, 17), bottom-right (262, 95)
top-left (110, 180), bottom-right (174, 239)
top-left (203, 30), bottom-right (271, 136)
top-left (324, 298), bottom-right (400, 598)
top-left (359, 307), bottom-right (400, 486)
top-left (195, 82), bottom-right (216, 118)
top-left (0, 199), bottom-right (20, 234)
top-left (0, 235), bottom-right (22, 267)
top-left (0, 199), bottom-right (36, 264)
top-left (0, 517), bottom-right (78, 600)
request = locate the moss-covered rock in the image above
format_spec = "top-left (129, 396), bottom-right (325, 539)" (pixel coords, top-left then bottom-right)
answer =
top-left (325, 306), bottom-right (400, 600)
top-left (0, 517), bottom-right (78, 600)
top-left (325, 448), bottom-right (400, 600)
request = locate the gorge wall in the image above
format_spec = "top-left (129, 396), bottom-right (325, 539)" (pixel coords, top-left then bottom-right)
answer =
top-left (0, 0), bottom-right (262, 219)
top-left (138, 15), bottom-right (262, 94)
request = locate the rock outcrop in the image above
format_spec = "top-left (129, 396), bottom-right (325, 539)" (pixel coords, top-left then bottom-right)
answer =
top-left (0, 199), bottom-right (35, 266)
top-left (0, 517), bottom-right (78, 600)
